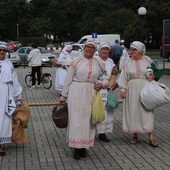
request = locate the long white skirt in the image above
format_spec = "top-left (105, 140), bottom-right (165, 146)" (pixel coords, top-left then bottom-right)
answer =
top-left (0, 84), bottom-right (13, 145)
top-left (55, 68), bottom-right (67, 92)
top-left (66, 81), bottom-right (96, 149)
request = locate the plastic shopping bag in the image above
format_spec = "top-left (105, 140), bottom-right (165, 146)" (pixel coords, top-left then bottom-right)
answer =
top-left (91, 90), bottom-right (105, 124)
top-left (106, 90), bottom-right (118, 110)
top-left (140, 80), bottom-right (170, 111)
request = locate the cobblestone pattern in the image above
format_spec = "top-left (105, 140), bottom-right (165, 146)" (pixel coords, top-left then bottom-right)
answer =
top-left (0, 66), bottom-right (170, 170)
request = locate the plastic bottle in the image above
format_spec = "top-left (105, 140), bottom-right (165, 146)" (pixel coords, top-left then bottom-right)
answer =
top-left (16, 101), bottom-right (21, 107)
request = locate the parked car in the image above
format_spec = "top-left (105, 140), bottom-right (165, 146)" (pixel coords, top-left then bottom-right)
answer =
top-left (6, 48), bottom-right (21, 67)
top-left (70, 43), bottom-right (84, 59)
top-left (7, 41), bottom-right (20, 52)
top-left (10, 47), bottom-right (56, 66)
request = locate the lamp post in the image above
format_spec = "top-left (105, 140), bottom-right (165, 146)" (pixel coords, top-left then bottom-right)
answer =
top-left (138, 7), bottom-right (147, 42)
top-left (17, 24), bottom-right (19, 38)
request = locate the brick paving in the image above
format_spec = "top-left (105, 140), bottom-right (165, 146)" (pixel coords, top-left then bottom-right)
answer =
top-left (0, 65), bottom-right (170, 170)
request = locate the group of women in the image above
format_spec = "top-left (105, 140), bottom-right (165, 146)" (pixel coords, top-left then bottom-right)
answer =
top-left (54, 39), bottom-right (159, 160)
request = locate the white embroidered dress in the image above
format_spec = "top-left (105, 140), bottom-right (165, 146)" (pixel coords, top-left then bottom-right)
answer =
top-left (61, 56), bottom-right (107, 149)
top-left (95, 57), bottom-right (116, 134)
top-left (118, 55), bottom-right (155, 134)
top-left (0, 59), bottom-right (22, 145)
top-left (55, 49), bottom-right (72, 92)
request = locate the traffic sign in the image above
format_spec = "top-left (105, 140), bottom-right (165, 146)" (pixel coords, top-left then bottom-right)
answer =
top-left (92, 32), bottom-right (98, 39)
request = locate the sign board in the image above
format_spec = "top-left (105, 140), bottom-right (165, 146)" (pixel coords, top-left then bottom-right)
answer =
top-left (92, 32), bottom-right (98, 39)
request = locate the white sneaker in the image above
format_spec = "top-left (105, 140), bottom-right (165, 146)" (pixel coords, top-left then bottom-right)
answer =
top-left (30, 85), bottom-right (35, 89)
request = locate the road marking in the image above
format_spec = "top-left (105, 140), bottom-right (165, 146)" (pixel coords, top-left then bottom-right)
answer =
top-left (28, 100), bottom-right (123, 106)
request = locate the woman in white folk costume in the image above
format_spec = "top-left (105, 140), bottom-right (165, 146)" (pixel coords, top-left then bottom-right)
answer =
top-left (118, 41), bottom-right (159, 147)
top-left (0, 43), bottom-right (22, 156)
top-left (119, 45), bottom-right (130, 71)
top-left (59, 40), bottom-right (109, 160)
top-left (95, 42), bottom-right (116, 142)
top-left (55, 45), bottom-right (73, 93)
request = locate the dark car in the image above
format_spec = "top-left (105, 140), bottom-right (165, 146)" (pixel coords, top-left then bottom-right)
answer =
top-left (160, 36), bottom-right (170, 61)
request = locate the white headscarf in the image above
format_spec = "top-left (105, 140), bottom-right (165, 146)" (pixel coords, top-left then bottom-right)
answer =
top-left (0, 42), bottom-right (7, 49)
top-left (98, 42), bottom-right (111, 52)
top-left (83, 40), bottom-right (97, 50)
top-left (120, 39), bottom-right (125, 43)
top-left (130, 41), bottom-right (146, 54)
top-left (61, 45), bottom-right (73, 55)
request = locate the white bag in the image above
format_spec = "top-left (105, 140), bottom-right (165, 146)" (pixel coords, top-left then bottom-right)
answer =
top-left (140, 81), bottom-right (170, 111)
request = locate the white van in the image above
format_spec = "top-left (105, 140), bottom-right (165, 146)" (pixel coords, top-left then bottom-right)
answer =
top-left (77, 34), bottom-right (120, 46)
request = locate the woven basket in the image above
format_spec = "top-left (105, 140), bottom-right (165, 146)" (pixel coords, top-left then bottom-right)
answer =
top-left (51, 104), bottom-right (68, 128)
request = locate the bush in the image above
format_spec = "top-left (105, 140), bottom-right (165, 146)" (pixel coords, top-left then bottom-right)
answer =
top-left (18, 37), bottom-right (47, 47)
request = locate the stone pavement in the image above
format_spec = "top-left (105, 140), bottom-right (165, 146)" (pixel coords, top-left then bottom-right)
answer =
top-left (0, 65), bottom-right (170, 170)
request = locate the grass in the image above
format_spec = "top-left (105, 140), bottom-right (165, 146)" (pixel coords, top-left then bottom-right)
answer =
top-left (146, 49), bottom-right (160, 57)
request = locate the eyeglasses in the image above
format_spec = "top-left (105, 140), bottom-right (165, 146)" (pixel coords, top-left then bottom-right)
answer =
top-left (0, 49), bottom-right (7, 52)
top-left (85, 45), bottom-right (95, 50)
top-left (130, 48), bottom-right (137, 51)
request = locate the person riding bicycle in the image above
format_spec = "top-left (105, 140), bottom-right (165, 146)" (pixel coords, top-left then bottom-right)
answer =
top-left (27, 43), bottom-right (42, 89)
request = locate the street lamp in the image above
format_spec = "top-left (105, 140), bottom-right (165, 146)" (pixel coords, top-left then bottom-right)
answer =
top-left (17, 24), bottom-right (19, 38)
top-left (138, 7), bottom-right (147, 42)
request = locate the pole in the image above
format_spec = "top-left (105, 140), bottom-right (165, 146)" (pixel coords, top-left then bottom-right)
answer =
top-left (17, 24), bottom-right (19, 38)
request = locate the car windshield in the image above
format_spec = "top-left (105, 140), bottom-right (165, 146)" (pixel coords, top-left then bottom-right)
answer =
top-left (39, 47), bottom-right (49, 54)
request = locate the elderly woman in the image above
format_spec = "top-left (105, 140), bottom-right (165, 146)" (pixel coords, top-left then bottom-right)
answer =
top-left (0, 43), bottom-right (22, 156)
top-left (95, 42), bottom-right (116, 142)
top-left (118, 41), bottom-right (159, 147)
top-left (55, 45), bottom-right (73, 92)
top-left (59, 40), bottom-right (108, 160)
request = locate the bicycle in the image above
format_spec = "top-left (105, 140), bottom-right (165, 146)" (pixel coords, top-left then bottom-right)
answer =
top-left (25, 68), bottom-right (52, 89)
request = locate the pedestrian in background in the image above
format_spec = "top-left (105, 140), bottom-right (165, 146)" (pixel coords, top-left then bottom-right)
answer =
top-left (95, 42), bottom-right (116, 142)
top-left (27, 43), bottom-right (42, 89)
top-left (120, 39), bottom-right (125, 46)
top-left (0, 43), bottom-right (22, 156)
top-left (59, 40), bottom-right (108, 160)
top-left (111, 39), bottom-right (123, 66)
top-left (118, 41), bottom-right (159, 147)
top-left (119, 45), bottom-right (130, 72)
top-left (55, 45), bottom-right (72, 93)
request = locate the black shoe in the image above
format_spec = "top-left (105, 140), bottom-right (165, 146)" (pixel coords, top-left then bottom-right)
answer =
top-left (0, 145), bottom-right (5, 156)
top-left (99, 134), bottom-right (110, 142)
top-left (81, 148), bottom-right (87, 157)
top-left (73, 148), bottom-right (81, 160)
top-left (0, 151), bottom-right (5, 156)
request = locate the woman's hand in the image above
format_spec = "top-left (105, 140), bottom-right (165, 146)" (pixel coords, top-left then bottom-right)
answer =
top-left (120, 90), bottom-right (126, 98)
top-left (94, 82), bottom-right (103, 91)
top-left (59, 96), bottom-right (66, 104)
top-left (110, 82), bottom-right (118, 90)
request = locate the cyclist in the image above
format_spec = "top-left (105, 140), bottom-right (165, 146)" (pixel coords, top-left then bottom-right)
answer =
top-left (27, 43), bottom-right (42, 89)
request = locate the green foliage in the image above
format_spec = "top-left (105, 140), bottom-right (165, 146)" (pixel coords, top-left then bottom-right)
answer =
top-left (0, 0), bottom-right (170, 48)
top-left (18, 37), bottom-right (47, 47)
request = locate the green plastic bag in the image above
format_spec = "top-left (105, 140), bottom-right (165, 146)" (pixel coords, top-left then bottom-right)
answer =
top-left (106, 90), bottom-right (118, 110)
top-left (91, 90), bottom-right (105, 124)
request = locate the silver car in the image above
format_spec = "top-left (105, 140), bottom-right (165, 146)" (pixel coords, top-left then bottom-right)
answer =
top-left (10, 47), bottom-right (56, 66)
top-left (6, 49), bottom-right (21, 67)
